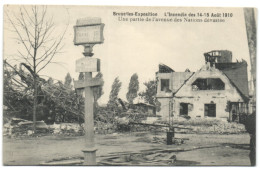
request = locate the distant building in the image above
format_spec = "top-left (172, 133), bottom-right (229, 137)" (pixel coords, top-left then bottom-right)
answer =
top-left (133, 103), bottom-right (156, 116)
top-left (156, 50), bottom-right (250, 122)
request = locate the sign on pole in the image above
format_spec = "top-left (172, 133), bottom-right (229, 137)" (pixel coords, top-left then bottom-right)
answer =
top-left (74, 17), bottom-right (104, 45)
top-left (73, 17), bottom-right (105, 166)
top-left (75, 57), bottom-right (100, 72)
top-left (74, 78), bottom-right (103, 89)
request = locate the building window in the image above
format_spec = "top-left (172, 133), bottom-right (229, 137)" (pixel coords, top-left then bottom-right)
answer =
top-left (204, 104), bottom-right (216, 117)
top-left (161, 79), bottom-right (170, 91)
top-left (180, 103), bottom-right (193, 116)
top-left (192, 78), bottom-right (225, 90)
top-left (180, 103), bottom-right (188, 115)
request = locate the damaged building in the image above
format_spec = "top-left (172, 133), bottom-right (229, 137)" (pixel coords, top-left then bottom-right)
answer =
top-left (156, 50), bottom-right (250, 122)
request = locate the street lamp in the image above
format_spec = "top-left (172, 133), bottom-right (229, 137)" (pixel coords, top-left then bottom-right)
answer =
top-left (165, 89), bottom-right (174, 145)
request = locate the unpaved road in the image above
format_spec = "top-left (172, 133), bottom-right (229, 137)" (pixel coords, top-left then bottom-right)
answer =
top-left (3, 132), bottom-right (251, 166)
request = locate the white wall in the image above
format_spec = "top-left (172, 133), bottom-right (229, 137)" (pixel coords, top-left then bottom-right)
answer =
top-left (157, 65), bottom-right (245, 120)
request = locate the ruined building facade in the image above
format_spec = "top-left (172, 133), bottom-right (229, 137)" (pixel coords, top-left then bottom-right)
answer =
top-left (156, 50), bottom-right (249, 122)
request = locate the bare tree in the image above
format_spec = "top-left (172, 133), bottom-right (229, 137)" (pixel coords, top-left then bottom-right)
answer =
top-left (5, 5), bottom-right (68, 133)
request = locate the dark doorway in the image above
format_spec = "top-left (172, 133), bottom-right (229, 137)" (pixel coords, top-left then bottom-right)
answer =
top-left (180, 103), bottom-right (188, 115)
top-left (229, 102), bottom-right (241, 122)
top-left (204, 104), bottom-right (216, 117)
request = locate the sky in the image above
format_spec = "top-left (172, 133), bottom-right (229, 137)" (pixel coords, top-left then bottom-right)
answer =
top-left (3, 5), bottom-right (251, 104)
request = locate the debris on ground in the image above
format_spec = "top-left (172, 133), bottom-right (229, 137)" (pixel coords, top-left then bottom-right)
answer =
top-left (190, 121), bottom-right (246, 134)
top-left (3, 115), bottom-right (247, 138)
top-left (3, 118), bottom-right (49, 137)
top-left (156, 118), bottom-right (247, 134)
top-left (95, 121), bottom-right (116, 134)
top-left (4, 118), bottom-right (84, 137)
top-left (152, 136), bottom-right (186, 145)
top-left (99, 151), bottom-right (178, 166)
top-left (49, 123), bottom-right (83, 136)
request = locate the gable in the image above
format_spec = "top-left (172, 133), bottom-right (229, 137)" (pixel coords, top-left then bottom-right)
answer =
top-left (174, 64), bottom-right (245, 102)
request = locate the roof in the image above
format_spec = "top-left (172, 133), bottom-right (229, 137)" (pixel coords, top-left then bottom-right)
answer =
top-left (173, 63), bottom-right (249, 101)
top-left (159, 64), bottom-right (174, 73)
top-left (156, 61), bottom-right (249, 100)
top-left (215, 61), bottom-right (249, 98)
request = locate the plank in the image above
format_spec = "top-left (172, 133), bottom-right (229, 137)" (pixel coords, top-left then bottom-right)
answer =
top-left (74, 78), bottom-right (102, 89)
top-left (75, 57), bottom-right (100, 72)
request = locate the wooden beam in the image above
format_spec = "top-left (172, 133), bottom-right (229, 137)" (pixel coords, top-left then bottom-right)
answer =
top-left (74, 78), bottom-right (102, 89)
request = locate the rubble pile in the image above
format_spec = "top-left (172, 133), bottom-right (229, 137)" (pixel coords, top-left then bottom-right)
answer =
top-left (114, 112), bottom-right (151, 132)
top-left (3, 118), bottom-right (49, 137)
top-left (4, 115), bottom-right (247, 137)
top-left (4, 117), bottom-right (119, 137)
top-left (94, 121), bottom-right (116, 134)
top-left (3, 118), bottom-right (86, 137)
top-left (50, 122), bottom-right (118, 136)
top-left (160, 117), bottom-right (247, 134)
top-left (172, 117), bottom-right (221, 126)
top-left (190, 121), bottom-right (246, 134)
top-left (49, 123), bottom-right (83, 136)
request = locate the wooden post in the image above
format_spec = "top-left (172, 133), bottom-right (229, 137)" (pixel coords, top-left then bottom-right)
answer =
top-left (167, 98), bottom-right (174, 145)
top-left (73, 18), bottom-right (104, 165)
top-left (81, 45), bottom-right (97, 165)
top-left (169, 99), bottom-right (171, 131)
top-left (82, 71), bottom-right (96, 165)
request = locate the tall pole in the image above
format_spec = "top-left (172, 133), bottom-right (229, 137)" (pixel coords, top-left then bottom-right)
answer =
top-left (169, 99), bottom-right (171, 131)
top-left (166, 98), bottom-right (173, 145)
top-left (243, 8), bottom-right (257, 112)
top-left (82, 74), bottom-right (96, 165)
top-left (82, 46), bottom-right (96, 165)
top-left (73, 18), bottom-right (105, 165)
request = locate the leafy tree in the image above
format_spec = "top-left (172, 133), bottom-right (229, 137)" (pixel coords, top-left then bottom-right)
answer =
top-left (139, 79), bottom-right (161, 112)
top-left (78, 72), bottom-right (84, 80)
top-left (64, 73), bottom-right (72, 88)
top-left (126, 73), bottom-right (139, 104)
top-left (108, 77), bottom-right (122, 110)
top-left (47, 77), bottom-right (54, 85)
top-left (93, 72), bottom-right (104, 101)
top-left (5, 6), bottom-right (68, 133)
top-left (93, 72), bottom-right (104, 117)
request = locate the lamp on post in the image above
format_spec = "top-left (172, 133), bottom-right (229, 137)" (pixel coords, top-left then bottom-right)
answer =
top-left (165, 89), bottom-right (174, 145)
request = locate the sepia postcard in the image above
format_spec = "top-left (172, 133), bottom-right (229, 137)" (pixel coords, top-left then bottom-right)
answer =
top-left (2, 5), bottom-right (256, 166)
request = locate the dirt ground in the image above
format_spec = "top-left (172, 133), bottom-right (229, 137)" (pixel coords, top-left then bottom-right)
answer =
top-left (3, 132), bottom-right (251, 166)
